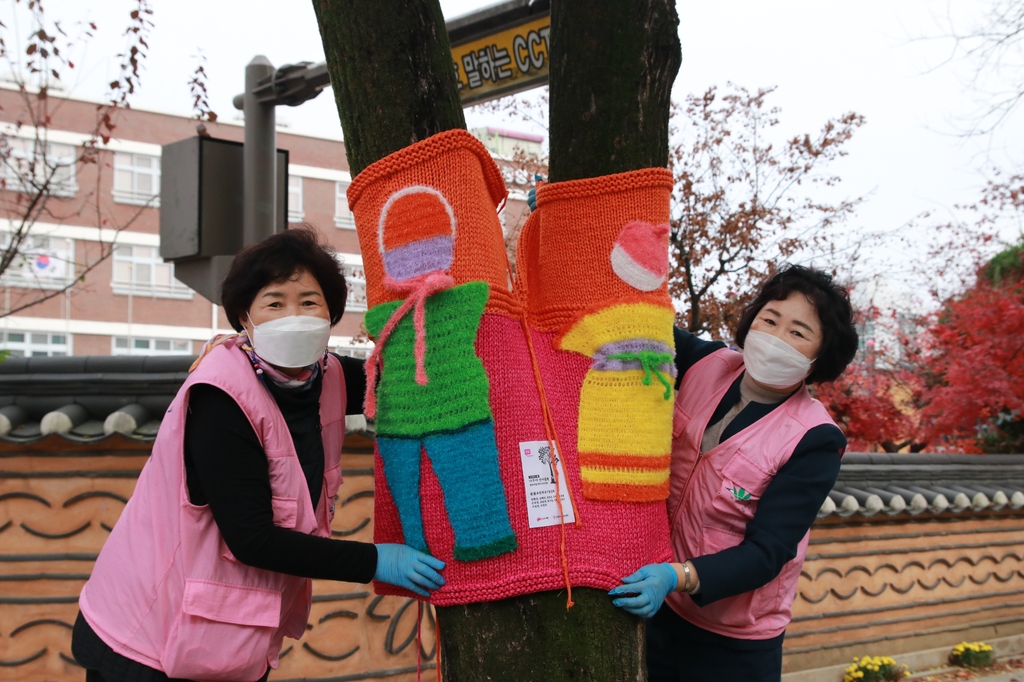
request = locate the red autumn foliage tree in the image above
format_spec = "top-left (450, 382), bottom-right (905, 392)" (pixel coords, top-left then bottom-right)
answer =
top-left (917, 244), bottom-right (1024, 452)
top-left (814, 366), bottom-right (920, 452)
top-left (812, 307), bottom-right (926, 453)
top-left (815, 160), bottom-right (1024, 453)
top-left (819, 235), bottom-right (1024, 454)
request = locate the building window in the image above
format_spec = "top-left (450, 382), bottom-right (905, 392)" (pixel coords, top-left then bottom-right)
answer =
top-left (112, 245), bottom-right (192, 298)
top-left (335, 181), bottom-right (354, 228)
top-left (2, 331), bottom-right (70, 357)
top-left (113, 152), bottom-right (161, 205)
top-left (1, 138), bottom-right (77, 197)
top-left (0, 236), bottom-right (74, 289)
top-left (339, 259), bottom-right (366, 312)
top-left (112, 337), bottom-right (192, 356)
top-left (288, 175), bottom-right (304, 222)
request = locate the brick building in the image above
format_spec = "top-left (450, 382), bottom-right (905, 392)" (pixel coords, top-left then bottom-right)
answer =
top-left (0, 85), bottom-right (531, 360)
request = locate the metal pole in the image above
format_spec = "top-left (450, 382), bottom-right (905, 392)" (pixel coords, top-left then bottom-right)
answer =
top-left (243, 55), bottom-right (277, 246)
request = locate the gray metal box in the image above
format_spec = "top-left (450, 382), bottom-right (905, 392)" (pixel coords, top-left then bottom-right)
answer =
top-left (159, 136), bottom-right (289, 261)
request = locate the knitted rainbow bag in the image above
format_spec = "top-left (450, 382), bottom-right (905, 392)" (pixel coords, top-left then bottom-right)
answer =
top-left (348, 130), bottom-right (673, 605)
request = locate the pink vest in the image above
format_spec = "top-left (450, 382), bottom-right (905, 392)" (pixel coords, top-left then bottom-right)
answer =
top-left (79, 342), bottom-right (345, 682)
top-left (664, 348), bottom-right (835, 639)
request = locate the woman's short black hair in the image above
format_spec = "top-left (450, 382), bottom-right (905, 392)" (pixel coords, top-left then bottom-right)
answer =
top-left (221, 226), bottom-right (347, 332)
top-left (734, 264), bottom-right (858, 384)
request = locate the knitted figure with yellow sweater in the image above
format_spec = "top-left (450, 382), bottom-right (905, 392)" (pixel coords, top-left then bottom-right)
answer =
top-left (520, 170), bottom-right (677, 503)
top-left (362, 185), bottom-right (516, 562)
top-left (557, 221), bottom-right (676, 502)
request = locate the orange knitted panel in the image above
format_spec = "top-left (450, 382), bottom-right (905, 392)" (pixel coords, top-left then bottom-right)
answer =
top-left (528, 168), bottom-right (674, 331)
top-left (513, 209), bottom-right (540, 300)
top-left (347, 129), bottom-right (519, 315)
top-left (381, 190), bottom-right (455, 249)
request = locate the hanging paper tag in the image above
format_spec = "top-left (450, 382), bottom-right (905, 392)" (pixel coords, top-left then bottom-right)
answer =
top-left (519, 440), bottom-right (575, 528)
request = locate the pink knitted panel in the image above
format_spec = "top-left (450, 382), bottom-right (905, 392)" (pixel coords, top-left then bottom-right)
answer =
top-left (373, 312), bottom-right (673, 604)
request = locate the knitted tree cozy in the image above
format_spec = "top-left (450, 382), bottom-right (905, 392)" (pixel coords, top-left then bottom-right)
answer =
top-left (348, 130), bottom-right (673, 605)
top-left (521, 169), bottom-right (675, 332)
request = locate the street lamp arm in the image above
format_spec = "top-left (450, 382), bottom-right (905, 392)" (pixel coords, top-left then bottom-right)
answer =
top-left (232, 60), bottom-right (332, 110)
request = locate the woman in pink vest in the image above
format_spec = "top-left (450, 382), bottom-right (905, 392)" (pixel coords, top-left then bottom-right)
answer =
top-left (610, 265), bottom-right (858, 681)
top-left (72, 228), bottom-right (445, 682)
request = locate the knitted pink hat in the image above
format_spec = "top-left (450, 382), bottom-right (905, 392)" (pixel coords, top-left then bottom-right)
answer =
top-left (609, 220), bottom-right (670, 291)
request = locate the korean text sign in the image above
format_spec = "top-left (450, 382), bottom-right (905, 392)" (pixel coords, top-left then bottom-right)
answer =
top-left (452, 15), bottom-right (550, 105)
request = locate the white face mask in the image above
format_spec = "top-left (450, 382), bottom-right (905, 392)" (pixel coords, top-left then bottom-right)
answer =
top-left (248, 315), bottom-right (331, 369)
top-left (742, 329), bottom-right (814, 390)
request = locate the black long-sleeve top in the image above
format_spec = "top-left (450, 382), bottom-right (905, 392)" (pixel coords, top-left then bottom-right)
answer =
top-left (182, 354), bottom-right (377, 583)
top-left (670, 328), bottom-right (844, 647)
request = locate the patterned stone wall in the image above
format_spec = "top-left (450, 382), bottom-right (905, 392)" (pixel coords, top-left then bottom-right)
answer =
top-left (4, 436), bottom-right (1023, 679)
top-left (784, 514), bottom-right (1024, 672)
top-left (0, 436), bottom-right (436, 682)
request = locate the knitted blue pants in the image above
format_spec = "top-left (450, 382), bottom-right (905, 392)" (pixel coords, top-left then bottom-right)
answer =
top-left (377, 420), bottom-right (516, 562)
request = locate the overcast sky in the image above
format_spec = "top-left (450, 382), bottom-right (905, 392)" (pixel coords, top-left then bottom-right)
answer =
top-left (3, 1), bottom-right (1022, 302)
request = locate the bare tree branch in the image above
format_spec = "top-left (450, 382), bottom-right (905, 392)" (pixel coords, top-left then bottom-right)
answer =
top-left (667, 84), bottom-right (867, 338)
top-left (0, 0), bottom-right (153, 317)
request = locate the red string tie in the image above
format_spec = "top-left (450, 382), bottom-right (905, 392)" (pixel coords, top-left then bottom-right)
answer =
top-left (363, 270), bottom-right (455, 419)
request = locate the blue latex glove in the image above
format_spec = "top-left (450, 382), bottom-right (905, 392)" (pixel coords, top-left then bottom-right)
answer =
top-left (374, 544), bottom-right (446, 597)
top-left (608, 563), bottom-right (678, 618)
top-left (526, 173), bottom-right (544, 212)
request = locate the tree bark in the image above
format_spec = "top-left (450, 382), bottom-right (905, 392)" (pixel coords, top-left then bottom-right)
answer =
top-left (311, 0), bottom-right (465, 176)
top-left (315, 1), bottom-right (680, 679)
top-left (548, 0), bottom-right (681, 182)
top-left (438, 588), bottom-right (644, 681)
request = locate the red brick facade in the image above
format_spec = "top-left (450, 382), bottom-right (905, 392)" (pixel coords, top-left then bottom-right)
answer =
top-left (0, 87), bottom-right (532, 359)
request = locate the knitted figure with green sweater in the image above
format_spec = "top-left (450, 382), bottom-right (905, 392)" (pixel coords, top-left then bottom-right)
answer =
top-left (363, 185), bottom-right (516, 562)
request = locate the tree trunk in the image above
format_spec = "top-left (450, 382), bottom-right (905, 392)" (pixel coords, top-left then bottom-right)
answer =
top-left (315, 1), bottom-right (680, 679)
top-left (311, 0), bottom-right (465, 176)
top-left (548, 0), bottom-right (682, 182)
top-left (435, 4), bottom-right (683, 680)
top-left (547, 0), bottom-right (682, 664)
top-left (437, 588), bottom-right (645, 681)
